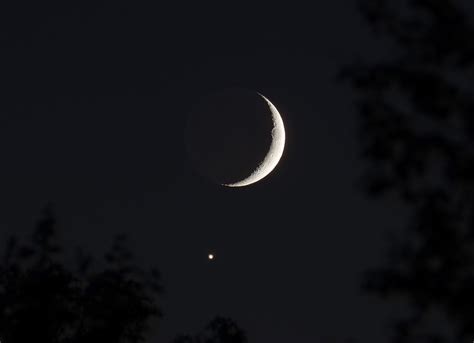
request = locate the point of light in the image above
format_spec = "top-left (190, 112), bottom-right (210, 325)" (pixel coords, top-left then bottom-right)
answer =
top-left (208, 253), bottom-right (214, 260)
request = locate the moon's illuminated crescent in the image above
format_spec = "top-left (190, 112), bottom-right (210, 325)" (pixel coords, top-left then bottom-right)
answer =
top-left (223, 94), bottom-right (286, 187)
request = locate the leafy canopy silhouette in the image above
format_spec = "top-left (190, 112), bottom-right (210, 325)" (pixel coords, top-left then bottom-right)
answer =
top-left (0, 206), bottom-right (248, 343)
top-left (173, 316), bottom-right (247, 343)
top-left (344, 0), bottom-right (474, 342)
top-left (0, 206), bottom-right (162, 343)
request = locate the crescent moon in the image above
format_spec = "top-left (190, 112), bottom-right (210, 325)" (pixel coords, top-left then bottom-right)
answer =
top-left (223, 94), bottom-right (286, 187)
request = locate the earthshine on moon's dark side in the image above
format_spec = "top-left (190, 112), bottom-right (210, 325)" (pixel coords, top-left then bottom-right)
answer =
top-left (185, 89), bottom-right (285, 187)
top-left (0, 1), bottom-right (415, 342)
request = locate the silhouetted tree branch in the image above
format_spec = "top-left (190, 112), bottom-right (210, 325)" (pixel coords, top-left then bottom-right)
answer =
top-left (344, 0), bottom-right (474, 342)
top-left (173, 317), bottom-right (247, 343)
top-left (0, 205), bottom-right (162, 343)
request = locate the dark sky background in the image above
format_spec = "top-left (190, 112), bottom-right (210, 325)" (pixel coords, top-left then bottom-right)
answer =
top-left (0, 1), bottom-right (427, 342)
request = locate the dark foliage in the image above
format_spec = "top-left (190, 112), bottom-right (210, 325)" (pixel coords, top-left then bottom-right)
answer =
top-left (173, 317), bottom-right (247, 343)
top-left (0, 206), bottom-right (162, 343)
top-left (344, 0), bottom-right (474, 342)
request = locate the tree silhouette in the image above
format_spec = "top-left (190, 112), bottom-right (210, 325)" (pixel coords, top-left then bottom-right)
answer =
top-left (343, 0), bottom-right (474, 342)
top-left (0, 206), bottom-right (162, 343)
top-left (172, 317), bottom-right (247, 343)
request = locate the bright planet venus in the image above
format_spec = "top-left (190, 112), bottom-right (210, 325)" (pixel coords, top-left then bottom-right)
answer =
top-left (186, 89), bottom-right (286, 187)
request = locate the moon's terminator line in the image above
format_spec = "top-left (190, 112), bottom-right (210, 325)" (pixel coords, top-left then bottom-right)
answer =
top-left (223, 93), bottom-right (286, 187)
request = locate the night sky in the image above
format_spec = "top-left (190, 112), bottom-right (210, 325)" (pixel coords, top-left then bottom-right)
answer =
top-left (0, 1), bottom-right (418, 342)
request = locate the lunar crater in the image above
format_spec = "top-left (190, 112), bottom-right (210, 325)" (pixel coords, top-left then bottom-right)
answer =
top-left (186, 89), bottom-right (285, 187)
